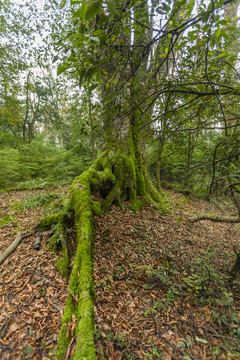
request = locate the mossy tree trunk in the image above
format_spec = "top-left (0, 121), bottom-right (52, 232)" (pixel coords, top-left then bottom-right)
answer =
top-left (55, 109), bottom-right (166, 359)
top-left (54, 2), bottom-right (167, 358)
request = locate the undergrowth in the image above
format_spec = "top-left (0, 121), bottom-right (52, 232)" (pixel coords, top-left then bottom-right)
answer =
top-left (0, 139), bottom-right (93, 190)
top-left (12, 193), bottom-right (60, 212)
top-left (143, 247), bottom-right (240, 355)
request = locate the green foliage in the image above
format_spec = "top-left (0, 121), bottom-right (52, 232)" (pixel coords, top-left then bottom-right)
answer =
top-left (0, 138), bottom-right (93, 189)
top-left (146, 345), bottom-right (163, 360)
top-left (0, 148), bottom-right (21, 189)
top-left (182, 249), bottom-right (230, 303)
top-left (12, 193), bottom-right (59, 212)
top-left (0, 214), bottom-right (17, 227)
top-left (16, 178), bottom-right (54, 191)
top-left (47, 222), bottom-right (64, 251)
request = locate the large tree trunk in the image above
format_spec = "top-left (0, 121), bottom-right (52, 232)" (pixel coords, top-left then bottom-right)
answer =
top-left (54, 104), bottom-right (166, 359)
top-left (53, 1), bottom-right (175, 357)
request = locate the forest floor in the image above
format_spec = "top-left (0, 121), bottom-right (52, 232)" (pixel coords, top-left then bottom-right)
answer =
top-left (0, 186), bottom-right (240, 360)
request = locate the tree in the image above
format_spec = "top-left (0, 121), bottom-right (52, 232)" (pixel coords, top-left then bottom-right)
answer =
top-left (38, 0), bottom-right (240, 358)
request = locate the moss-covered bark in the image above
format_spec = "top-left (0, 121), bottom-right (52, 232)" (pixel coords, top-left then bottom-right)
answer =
top-left (38, 213), bottom-right (61, 230)
top-left (55, 234), bottom-right (69, 278)
top-left (49, 147), bottom-right (167, 359)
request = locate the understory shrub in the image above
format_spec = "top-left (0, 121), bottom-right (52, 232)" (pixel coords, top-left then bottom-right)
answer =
top-left (0, 139), bottom-right (93, 189)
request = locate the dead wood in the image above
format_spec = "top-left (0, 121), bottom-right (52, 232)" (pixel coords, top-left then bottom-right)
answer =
top-left (189, 216), bottom-right (240, 223)
top-left (33, 234), bottom-right (42, 250)
top-left (0, 231), bottom-right (22, 265)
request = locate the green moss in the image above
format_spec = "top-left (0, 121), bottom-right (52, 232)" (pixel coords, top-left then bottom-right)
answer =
top-left (56, 148), bottom-right (167, 359)
top-left (130, 198), bottom-right (145, 211)
top-left (92, 201), bottom-right (102, 217)
top-left (38, 213), bottom-right (61, 230)
top-left (56, 295), bottom-right (76, 359)
top-left (56, 253), bottom-right (69, 278)
top-left (57, 166), bottom-right (97, 359)
top-left (0, 214), bottom-right (17, 227)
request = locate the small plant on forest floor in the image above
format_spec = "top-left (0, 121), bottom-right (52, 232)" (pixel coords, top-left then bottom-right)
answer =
top-left (146, 344), bottom-right (163, 359)
top-left (144, 262), bottom-right (179, 290)
top-left (211, 309), bottom-right (240, 340)
top-left (145, 288), bottom-right (178, 316)
top-left (47, 222), bottom-right (66, 252)
top-left (144, 265), bottom-right (170, 289)
top-left (95, 328), bottom-right (129, 352)
top-left (12, 193), bottom-right (60, 212)
top-left (182, 249), bottom-right (230, 302)
top-left (106, 332), bottom-right (127, 346)
top-left (0, 214), bottom-right (17, 227)
top-left (113, 264), bottom-right (126, 279)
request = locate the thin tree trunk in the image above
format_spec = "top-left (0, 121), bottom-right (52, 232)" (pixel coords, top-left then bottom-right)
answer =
top-left (88, 95), bottom-right (96, 161)
top-left (156, 138), bottom-right (164, 192)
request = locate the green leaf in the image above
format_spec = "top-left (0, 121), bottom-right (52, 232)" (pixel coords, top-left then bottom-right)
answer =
top-left (52, 55), bottom-right (59, 63)
top-left (24, 346), bottom-right (34, 355)
top-left (202, 11), bottom-right (210, 23)
top-left (73, 3), bottom-right (88, 20)
top-left (89, 36), bottom-right (100, 44)
top-left (174, 0), bottom-right (187, 7)
top-left (217, 52), bottom-right (225, 58)
top-left (195, 336), bottom-right (208, 344)
top-left (85, 0), bottom-right (102, 20)
top-left (57, 63), bottom-right (71, 75)
top-left (216, 28), bottom-right (221, 37)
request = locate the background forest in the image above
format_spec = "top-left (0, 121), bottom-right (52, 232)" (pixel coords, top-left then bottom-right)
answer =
top-left (1, 0), bottom-right (240, 206)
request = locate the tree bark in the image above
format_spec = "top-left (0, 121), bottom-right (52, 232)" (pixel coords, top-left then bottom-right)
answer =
top-left (88, 95), bottom-right (96, 161)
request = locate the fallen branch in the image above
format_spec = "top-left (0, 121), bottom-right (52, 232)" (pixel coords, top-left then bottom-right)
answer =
top-left (189, 216), bottom-right (240, 223)
top-left (0, 231), bottom-right (22, 265)
top-left (33, 234), bottom-right (42, 250)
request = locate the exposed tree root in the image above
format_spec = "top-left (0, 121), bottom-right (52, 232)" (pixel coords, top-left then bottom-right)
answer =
top-left (190, 215), bottom-right (240, 223)
top-left (38, 213), bottom-right (62, 230)
top-left (55, 234), bottom-right (69, 279)
top-left (38, 150), bottom-right (166, 359)
top-left (0, 231), bottom-right (22, 265)
top-left (38, 210), bottom-right (70, 278)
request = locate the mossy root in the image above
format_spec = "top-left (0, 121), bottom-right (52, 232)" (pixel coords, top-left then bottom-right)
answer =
top-left (54, 150), bottom-right (166, 359)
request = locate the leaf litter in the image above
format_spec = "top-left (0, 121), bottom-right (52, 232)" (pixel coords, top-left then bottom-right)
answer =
top-left (94, 191), bottom-right (240, 360)
top-left (1, 187), bottom-right (240, 359)
top-left (0, 188), bottom-right (68, 360)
